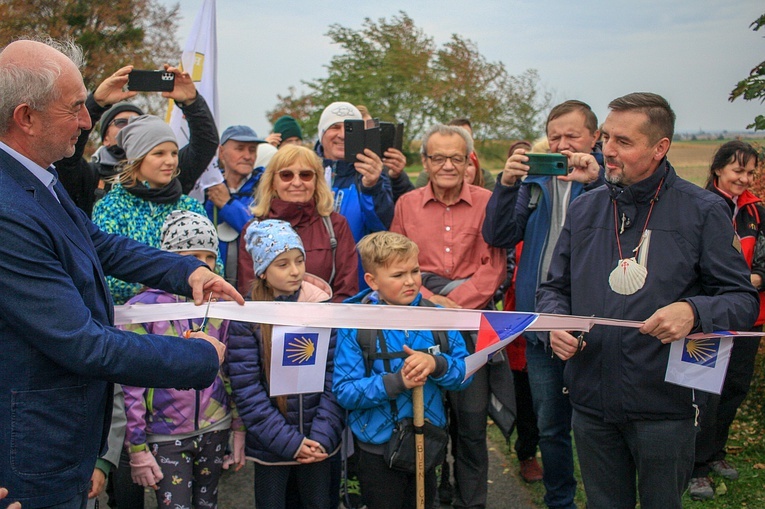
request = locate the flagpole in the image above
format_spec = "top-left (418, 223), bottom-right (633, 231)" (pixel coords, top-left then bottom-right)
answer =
top-left (413, 385), bottom-right (425, 509)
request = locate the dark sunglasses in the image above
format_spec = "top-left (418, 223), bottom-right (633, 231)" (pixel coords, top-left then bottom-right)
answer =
top-left (109, 118), bottom-right (130, 129)
top-left (277, 169), bottom-right (316, 183)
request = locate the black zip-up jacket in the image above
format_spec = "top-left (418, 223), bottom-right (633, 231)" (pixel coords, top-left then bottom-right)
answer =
top-left (537, 161), bottom-right (759, 423)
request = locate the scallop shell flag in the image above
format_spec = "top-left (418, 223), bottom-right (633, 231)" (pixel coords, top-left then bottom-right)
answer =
top-left (464, 311), bottom-right (538, 380)
top-left (665, 335), bottom-right (734, 394)
top-left (269, 326), bottom-right (332, 397)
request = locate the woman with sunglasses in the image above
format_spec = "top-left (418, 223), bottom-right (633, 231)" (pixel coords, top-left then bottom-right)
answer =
top-left (92, 115), bottom-right (222, 305)
top-left (236, 145), bottom-right (358, 302)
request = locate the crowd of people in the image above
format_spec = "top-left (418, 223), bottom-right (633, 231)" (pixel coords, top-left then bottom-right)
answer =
top-left (0, 36), bottom-right (763, 509)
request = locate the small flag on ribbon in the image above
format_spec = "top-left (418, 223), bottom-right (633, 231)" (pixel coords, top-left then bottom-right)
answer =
top-left (665, 335), bottom-right (734, 394)
top-left (464, 311), bottom-right (537, 380)
top-left (269, 326), bottom-right (331, 396)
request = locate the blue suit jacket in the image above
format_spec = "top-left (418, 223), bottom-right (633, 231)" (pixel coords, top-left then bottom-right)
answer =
top-left (0, 148), bottom-right (220, 507)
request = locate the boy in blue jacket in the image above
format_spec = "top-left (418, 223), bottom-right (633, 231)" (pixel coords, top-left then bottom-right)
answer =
top-left (333, 231), bottom-right (470, 509)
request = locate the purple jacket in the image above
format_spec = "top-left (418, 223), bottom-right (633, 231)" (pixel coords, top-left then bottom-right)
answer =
top-left (121, 289), bottom-right (240, 446)
top-left (226, 276), bottom-right (345, 464)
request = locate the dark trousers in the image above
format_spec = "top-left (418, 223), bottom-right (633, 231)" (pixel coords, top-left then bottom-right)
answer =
top-left (693, 335), bottom-right (762, 477)
top-left (357, 448), bottom-right (437, 509)
top-left (448, 364), bottom-right (489, 509)
top-left (511, 368), bottom-right (540, 461)
top-left (253, 461), bottom-right (332, 509)
top-left (572, 409), bottom-right (696, 509)
top-left (106, 449), bottom-right (144, 509)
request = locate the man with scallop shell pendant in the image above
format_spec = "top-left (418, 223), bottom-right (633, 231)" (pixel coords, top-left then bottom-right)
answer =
top-left (536, 92), bottom-right (759, 509)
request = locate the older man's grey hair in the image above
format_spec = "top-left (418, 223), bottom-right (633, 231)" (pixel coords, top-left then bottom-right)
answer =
top-left (0, 37), bottom-right (85, 136)
top-left (420, 124), bottom-right (474, 156)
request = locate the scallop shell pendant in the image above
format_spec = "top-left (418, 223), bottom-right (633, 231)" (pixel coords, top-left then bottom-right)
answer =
top-left (609, 257), bottom-right (647, 295)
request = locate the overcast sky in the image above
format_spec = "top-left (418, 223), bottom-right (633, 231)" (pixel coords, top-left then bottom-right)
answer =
top-left (163, 0), bottom-right (762, 137)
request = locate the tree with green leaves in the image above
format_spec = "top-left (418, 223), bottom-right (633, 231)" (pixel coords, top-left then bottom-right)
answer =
top-left (730, 13), bottom-right (765, 130)
top-left (267, 11), bottom-right (550, 148)
top-left (0, 0), bottom-right (180, 114)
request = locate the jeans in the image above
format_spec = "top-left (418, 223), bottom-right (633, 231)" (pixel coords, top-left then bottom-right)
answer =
top-left (572, 409), bottom-right (695, 509)
top-left (43, 492), bottom-right (88, 509)
top-left (525, 339), bottom-right (576, 509)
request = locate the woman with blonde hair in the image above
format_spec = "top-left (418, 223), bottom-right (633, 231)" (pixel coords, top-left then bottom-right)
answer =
top-left (93, 115), bottom-right (219, 304)
top-left (237, 144), bottom-right (358, 302)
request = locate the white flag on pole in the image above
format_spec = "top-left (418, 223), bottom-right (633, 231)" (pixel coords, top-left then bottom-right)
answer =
top-left (269, 326), bottom-right (332, 397)
top-left (166, 0), bottom-right (222, 201)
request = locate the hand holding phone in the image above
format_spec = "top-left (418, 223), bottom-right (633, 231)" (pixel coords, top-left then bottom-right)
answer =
top-left (559, 150), bottom-right (601, 184)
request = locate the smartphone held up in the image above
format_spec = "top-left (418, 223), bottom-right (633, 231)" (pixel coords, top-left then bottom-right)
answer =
top-left (526, 153), bottom-right (569, 176)
top-left (126, 70), bottom-right (176, 92)
top-left (344, 119), bottom-right (405, 163)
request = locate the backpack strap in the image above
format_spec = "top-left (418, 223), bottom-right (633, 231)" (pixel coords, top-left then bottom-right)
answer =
top-left (528, 185), bottom-right (542, 211)
top-left (417, 298), bottom-right (450, 356)
top-left (355, 298), bottom-right (451, 377)
top-left (321, 215), bottom-right (337, 286)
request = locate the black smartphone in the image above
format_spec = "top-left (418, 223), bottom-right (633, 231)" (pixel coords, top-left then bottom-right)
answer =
top-left (344, 119), bottom-right (382, 162)
top-left (365, 121), bottom-right (381, 158)
top-left (380, 122), bottom-right (404, 154)
top-left (344, 119), bottom-right (366, 163)
top-left (526, 153), bottom-right (568, 176)
top-left (126, 70), bottom-right (175, 92)
top-left (393, 122), bottom-right (404, 152)
top-left (380, 122), bottom-right (395, 154)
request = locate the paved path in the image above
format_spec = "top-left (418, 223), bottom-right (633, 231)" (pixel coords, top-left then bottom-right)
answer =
top-left (116, 437), bottom-right (538, 508)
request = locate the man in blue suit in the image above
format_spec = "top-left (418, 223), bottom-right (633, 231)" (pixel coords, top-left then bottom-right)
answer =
top-left (0, 38), bottom-right (244, 509)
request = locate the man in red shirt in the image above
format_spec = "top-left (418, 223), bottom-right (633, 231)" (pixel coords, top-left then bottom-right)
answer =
top-left (390, 124), bottom-right (507, 508)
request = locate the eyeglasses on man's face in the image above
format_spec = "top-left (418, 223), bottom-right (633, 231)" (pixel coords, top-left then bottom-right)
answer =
top-left (424, 154), bottom-right (468, 167)
top-left (276, 169), bottom-right (316, 183)
top-left (109, 118), bottom-right (130, 129)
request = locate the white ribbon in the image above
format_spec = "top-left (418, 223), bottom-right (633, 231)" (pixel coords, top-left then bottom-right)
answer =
top-left (114, 301), bottom-right (644, 332)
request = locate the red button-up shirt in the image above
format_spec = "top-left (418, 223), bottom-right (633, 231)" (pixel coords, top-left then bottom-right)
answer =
top-left (391, 183), bottom-right (506, 310)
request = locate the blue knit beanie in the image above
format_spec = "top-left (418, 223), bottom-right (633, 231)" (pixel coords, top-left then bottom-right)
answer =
top-left (244, 220), bottom-right (305, 276)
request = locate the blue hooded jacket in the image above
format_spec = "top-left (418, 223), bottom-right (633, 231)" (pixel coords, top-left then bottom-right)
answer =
top-left (333, 290), bottom-right (470, 446)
